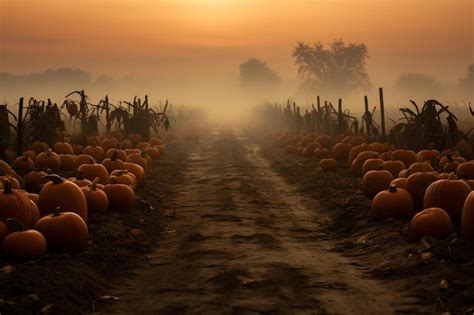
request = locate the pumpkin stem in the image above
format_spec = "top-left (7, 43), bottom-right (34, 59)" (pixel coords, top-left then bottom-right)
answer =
top-left (52, 207), bottom-right (61, 217)
top-left (41, 174), bottom-right (65, 185)
top-left (388, 184), bottom-right (397, 193)
top-left (6, 218), bottom-right (24, 232)
top-left (2, 180), bottom-right (12, 194)
top-left (377, 164), bottom-right (384, 171)
top-left (110, 177), bottom-right (118, 185)
top-left (47, 148), bottom-right (53, 155)
top-left (91, 177), bottom-right (99, 190)
top-left (448, 172), bottom-right (456, 180)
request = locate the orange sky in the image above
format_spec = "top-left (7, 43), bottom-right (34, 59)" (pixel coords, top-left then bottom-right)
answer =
top-left (1, 0), bottom-right (473, 84)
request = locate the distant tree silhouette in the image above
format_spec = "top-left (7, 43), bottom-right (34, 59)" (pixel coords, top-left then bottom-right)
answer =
top-left (292, 39), bottom-right (371, 95)
top-left (239, 58), bottom-right (280, 89)
top-left (460, 64), bottom-right (474, 96)
top-left (395, 73), bottom-right (441, 96)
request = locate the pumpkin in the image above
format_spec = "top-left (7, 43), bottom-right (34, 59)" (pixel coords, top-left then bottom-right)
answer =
top-left (380, 151), bottom-right (392, 161)
top-left (81, 178), bottom-right (109, 214)
top-left (149, 137), bottom-right (163, 146)
top-left (11, 155), bottom-right (35, 175)
top-left (83, 145), bottom-right (105, 163)
top-left (456, 161), bottom-right (474, 180)
top-left (331, 142), bottom-right (352, 161)
top-left (39, 175), bottom-right (88, 221)
top-left (109, 170), bottom-right (136, 189)
top-left (125, 148), bottom-right (141, 156)
top-left (87, 136), bottom-right (101, 146)
top-left (0, 176), bottom-right (21, 189)
top-left (391, 150), bottom-right (417, 168)
top-left (437, 172), bottom-right (456, 180)
top-left (77, 159), bottom-right (109, 185)
top-left (383, 160), bottom-right (406, 178)
top-left (369, 142), bottom-right (386, 154)
top-left (0, 180), bottom-right (32, 227)
top-left (417, 149), bottom-right (439, 163)
top-left (120, 139), bottom-right (133, 149)
top-left (409, 208), bottom-right (453, 239)
top-left (72, 144), bottom-right (84, 155)
top-left (35, 149), bottom-right (61, 173)
top-left (464, 180), bottom-right (474, 190)
top-left (34, 207), bottom-right (89, 253)
top-left (3, 219), bottom-right (47, 258)
top-left (23, 150), bottom-right (37, 162)
top-left (390, 177), bottom-right (408, 189)
top-left (316, 135), bottom-right (332, 149)
top-left (319, 158), bottom-right (337, 171)
top-left (405, 172), bottom-right (438, 210)
top-left (123, 162), bottom-right (145, 185)
top-left (28, 193), bottom-right (39, 205)
top-left (24, 170), bottom-right (48, 193)
top-left (455, 139), bottom-right (473, 159)
top-left (127, 152), bottom-right (149, 170)
top-left (408, 162), bottom-right (433, 173)
top-left (156, 145), bottom-right (166, 155)
top-left (69, 170), bottom-right (92, 187)
top-left (372, 185), bottom-right (414, 220)
top-left (103, 180), bottom-right (136, 212)
top-left (424, 174), bottom-right (472, 223)
top-left (347, 144), bottom-right (372, 165)
top-left (127, 133), bottom-right (142, 145)
top-left (30, 141), bottom-right (49, 154)
top-left (462, 192), bottom-right (474, 240)
top-left (28, 200), bottom-right (40, 227)
top-left (361, 170), bottom-right (393, 197)
top-left (59, 154), bottom-right (77, 172)
top-left (314, 148), bottom-right (330, 159)
top-left (100, 138), bottom-right (118, 152)
top-left (136, 141), bottom-right (151, 151)
top-left (350, 151), bottom-right (379, 177)
top-left (74, 154), bottom-right (96, 170)
top-left (102, 151), bottom-right (125, 174)
top-left (53, 142), bottom-right (74, 155)
top-left (105, 148), bottom-right (127, 161)
top-left (362, 158), bottom-right (385, 175)
top-left (144, 147), bottom-right (160, 160)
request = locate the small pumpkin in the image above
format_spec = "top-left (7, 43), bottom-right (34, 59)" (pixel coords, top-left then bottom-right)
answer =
top-left (25, 170), bottom-right (48, 193)
top-left (331, 142), bottom-right (352, 161)
top-left (123, 162), bottom-right (145, 185)
top-left (105, 148), bottom-right (127, 161)
top-left (362, 158), bottom-right (385, 175)
top-left (408, 162), bottom-right (433, 173)
top-left (30, 141), bottom-right (49, 154)
top-left (136, 141), bottom-right (151, 151)
top-left (101, 151), bottom-right (125, 174)
top-left (109, 170), bottom-right (136, 189)
top-left (127, 152), bottom-right (149, 170)
top-left (149, 137), bottom-right (163, 146)
top-left (69, 170), bottom-right (92, 187)
top-left (81, 178), bottom-right (109, 214)
top-left (383, 160), bottom-right (406, 178)
top-left (3, 218), bottom-right (47, 258)
top-left (372, 185), bottom-right (414, 220)
top-left (347, 144), bottom-right (372, 165)
top-left (34, 207), bottom-right (89, 253)
top-left (319, 158), bottom-right (337, 171)
top-left (391, 150), bottom-right (417, 168)
top-left (39, 175), bottom-right (88, 221)
top-left (314, 148), bottom-right (330, 159)
top-left (417, 149), bottom-right (439, 163)
top-left (409, 208), bottom-right (453, 239)
top-left (77, 158), bottom-right (110, 185)
top-left (11, 155), bottom-right (35, 175)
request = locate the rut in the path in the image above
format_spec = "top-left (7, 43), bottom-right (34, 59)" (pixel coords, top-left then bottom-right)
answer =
top-left (103, 129), bottom-right (413, 314)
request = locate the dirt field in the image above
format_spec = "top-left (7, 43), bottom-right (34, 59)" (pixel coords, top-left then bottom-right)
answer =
top-left (2, 127), bottom-right (473, 314)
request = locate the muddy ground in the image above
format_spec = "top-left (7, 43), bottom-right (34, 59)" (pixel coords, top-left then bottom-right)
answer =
top-left (1, 127), bottom-right (474, 314)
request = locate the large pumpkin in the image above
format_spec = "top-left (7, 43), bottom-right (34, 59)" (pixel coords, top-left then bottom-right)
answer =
top-left (34, 207), bottom-right (89, 253)
top-left (123, 162), bottom-right (145, 185)
top-left (372, 185), bottom-right (414, 219)
top-left (77, 160), bottom-right (110, 185)
top-left (38, 175), bottom-right (88, 221)
top-left (391, 150), bottom-right (417, 168)
top-left (102, 180), bottom-right (136, 212)
top-left (0, 180), bottom-right (32, 227)
top-left (11, 155), bottom-right (35, 175)
top-left (409, 207), bottom-right (453, 239)
top-left (462, 192), bottom-right (474, 241)
top-left (456, 161), bottom-right (474, 180)
top-left (361, 170), bottom-right (393, 197)
top-left (361, 158), bottom-right (385, 175)
top-left (424, 175), bottom-right (472, 223)
top-left (383, 160), bottom-right (406, 178)
top-left (102, 151), bottom-right (125, 173)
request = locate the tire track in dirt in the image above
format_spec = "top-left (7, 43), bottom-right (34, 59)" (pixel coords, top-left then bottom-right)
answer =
top-left (101, 128), bottom-right (413, 314)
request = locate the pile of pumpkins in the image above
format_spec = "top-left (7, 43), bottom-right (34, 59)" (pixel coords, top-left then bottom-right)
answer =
top-left (273, 131), bottom-right (474, 241)
top-left (0, 133), bottom-right (165, 259)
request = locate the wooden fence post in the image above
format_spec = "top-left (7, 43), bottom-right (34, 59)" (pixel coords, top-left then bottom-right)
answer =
top-left (364, 95), bottom-right (370, 137)
top-left (17, 97), bottom-right (24, 156)
top-left (338, 99), bottom-right (343, 134)
top-left (379, 87), bottom-right (386, 140)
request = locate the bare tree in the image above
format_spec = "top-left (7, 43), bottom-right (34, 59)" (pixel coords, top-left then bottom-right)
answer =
top-left (292, 39), bottom-right (371, 95)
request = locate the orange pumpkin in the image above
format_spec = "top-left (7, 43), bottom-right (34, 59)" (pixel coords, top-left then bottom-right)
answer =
top-left (462, 192), bottom-right (474, 241)
top-left (149, 137), bottom-right (163, 146)
top-left (362, 158), bottom-right (385, 175)
top-left (25, 170), bottom-right (48, 193)
top-left (408, 162), bottom-right (433, 173)
top-left (144, 147), bottom-right (160, 160)
top-left (77, 159), bottom-right (109, 185)
top-left (409, 207), bottom-right (453, 239)
top-left (83, 145), bottom-right (105, 163)
top-left (109, 170), bottom-right (136, 189)
top-left (136, 141), bottom-right (151, 151)
top-left (372, 185), bottom-right (414, 219)
top-left (3, 219), bottom-right (46, 258)
top-left (102, 180), bottom-right (136, 212)
top-left (390, 177), bottom-right (408, 189)
top-left (424, 175), bottom-right (472, 222)
top-left (100, 138), bottom-right (118, 152)
top-left (53, 142), bottom-right (74, 155)
top-left (383, 160), bottom-right (406, 178)
top-left (34, 207), bottom-right (89, 253)
top-left (331, 142), bottom-right (352, 161)
top-left (369, 142), bottom-right (386, 154)
top-left (0, 180), bottom-right (32, 227)
top-left (127, 153), bottom-right (149, 170)
top-left (417, 149), bottom-right (439, 163)
top-left (314, 148), bottom-right (330, 159)
top-left (39, 175), bottom-right (88, 221)
top-left (361, 170), bottom-right (393, 197)
top-left (59, 154), bottom-right (77, 172)
top-left (319, 158), bottom-right (337, 171)
top-left (105, 148), bottom-right (127, 161)
top-left (30, 141), bottom-right (49, 154)
top-left (351, 151), bottom-right (379, 177)
top-left (35, 149), bottom-right (61, 173)
top-left (127, 133), bottom-right (142, 145)
top-left (102, 151), bottom-right (125, 174)
top-left (391, 150), bottom-right (417, 168)
top-left (405, 172), bottom-right (438, 210)
top-left (11, 155), bottom-right (35, 175)
top-left (456, 161), bottom-right (474, 180)
top-left (81, 178), bottom-right (109, 214)
top-left (347, 144), bottom-right (372, 165)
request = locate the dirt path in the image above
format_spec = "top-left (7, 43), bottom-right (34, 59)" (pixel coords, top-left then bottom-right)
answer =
top-left (101, 128), bottom-right (412, 314)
